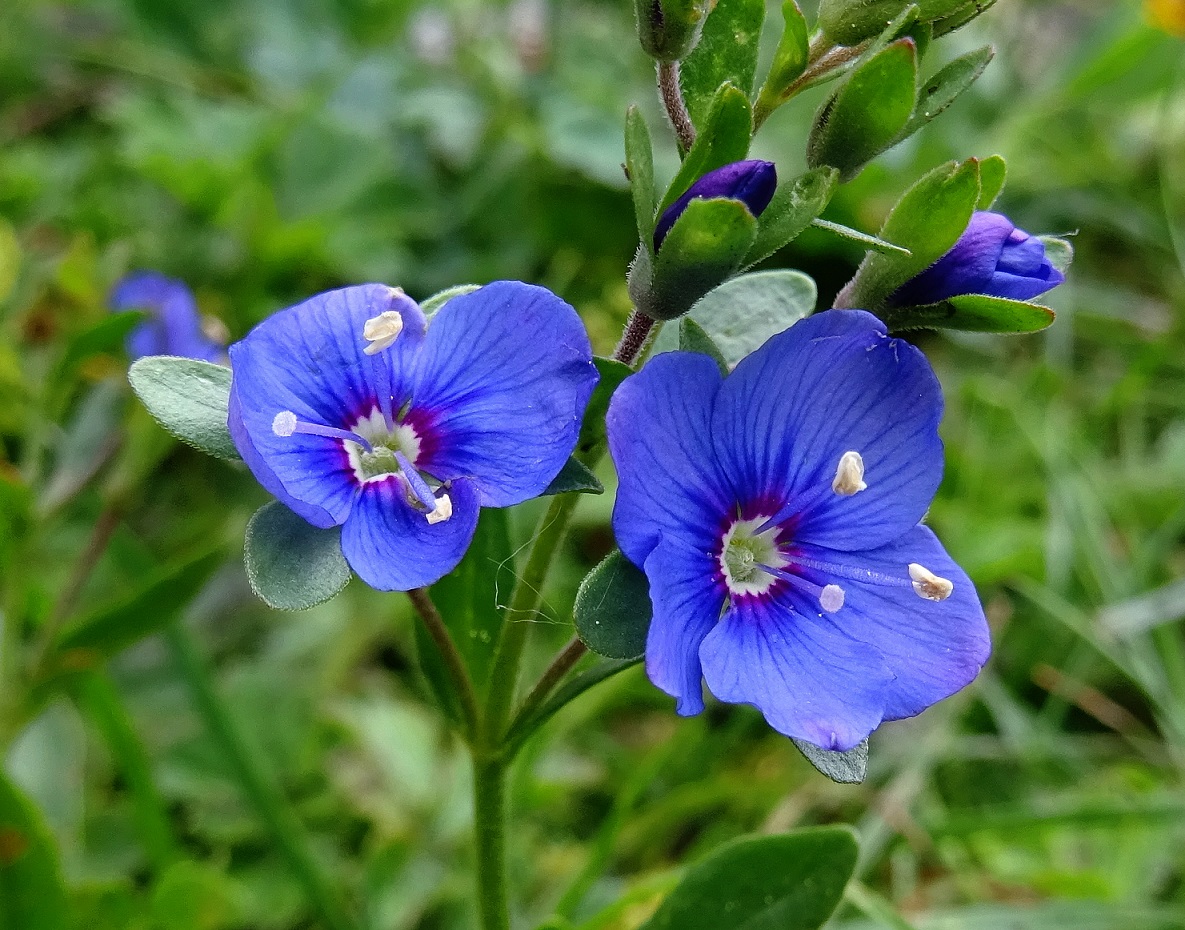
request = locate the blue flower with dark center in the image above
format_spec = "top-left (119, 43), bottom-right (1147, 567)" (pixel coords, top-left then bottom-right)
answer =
top-left (607, 310), bottom-right (990, 751)
top-left (653, 160), bottom-right (777, 250)
top-left (110, 272), bottom-right (224, 362)
top-left (889, 211), bottom-right (1065, 307)
top-left (229, 281), bottom-right (598, 591)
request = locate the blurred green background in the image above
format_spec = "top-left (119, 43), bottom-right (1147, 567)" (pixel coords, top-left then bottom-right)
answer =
top-left (2, 0), bottom-right (1185, 928)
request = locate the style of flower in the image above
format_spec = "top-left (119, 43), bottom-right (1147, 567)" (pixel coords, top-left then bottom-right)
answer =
top-left (229, 281), bottom-right (597, 591)
top-left (653, 160), bottom-right (777, 250)
top-left (110, 272), bottom-right (224, 362)
top-left (890, 210), bottom-right (1065, 307)
top-left (607, 310), bottom-right (990, 751)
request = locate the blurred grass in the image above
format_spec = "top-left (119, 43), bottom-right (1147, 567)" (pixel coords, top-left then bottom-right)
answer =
top-left (1, 0), bottom-right (1185, 928)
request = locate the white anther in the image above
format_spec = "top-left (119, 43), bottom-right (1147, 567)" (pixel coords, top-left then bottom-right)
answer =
top-left (426, 493), bottom-right (453, 525)
top-left (832, 450), bottom-right (867, 496)
top-left (272, 410), bottom-right (297, 437)
top-left (362, 310), bottom-right (404, 355)
top-left (819, 584), bottom-right (845, 613)
top-left (908, 563), bottom-right (953, 602)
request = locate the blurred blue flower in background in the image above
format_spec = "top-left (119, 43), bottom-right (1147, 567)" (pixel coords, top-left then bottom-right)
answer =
top-left (228, 281), bottom-right (597, 591)
top-left (653, 160), bottom-right (777, 250)
top-left (110, 272), bottom-right (224, 362)
top-left (608, 310), bottom-right (990, 751)
top-left (889, 211), bottom-right (1065, 306)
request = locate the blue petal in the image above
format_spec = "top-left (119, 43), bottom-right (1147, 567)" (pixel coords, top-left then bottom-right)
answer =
top-left (995, 231), bottom-right (1046, 276)
top-left (608, 351), bottom-right (732, 567)
top-left (985, 262), bottom-right (1065, 301)
top-left (340, 476), bottom-right (480, 591)
top-left (642, 541), bottom-right (727, 717)
top-left (411, 282), bottom-right (597, 508)
top-left (712, 310), bottom-right (943, 552)
top-left (229, 284), bottom-right (426, 525)
top-left (793, 526), bottom-right (990, 721)
top-left (699, 589), bottom-right (892, 751)
top-left (889, 211), bottom-right (1012, 306)
top-left (654, 160), bottom-right (777, 249)
top-left (112, 271), bottom-right (222, 362)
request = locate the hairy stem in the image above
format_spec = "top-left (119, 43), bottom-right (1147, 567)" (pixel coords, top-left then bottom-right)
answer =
top-left (511, 637), bottom-right (588, 739)
top-left (165, 622), bottom-right (357, 930)
top-left (657, 60), bottom-right (696, 154)
top-left (408, 587), bottom-right (481, 740)
top-left (473, 756), bottom-right (510, 930)
top-left (613, 310), bottom-right (658, 367)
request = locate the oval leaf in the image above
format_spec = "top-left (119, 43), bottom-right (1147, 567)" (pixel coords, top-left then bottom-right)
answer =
top-left (744, 168), bottom-right (838, 268)
top-left (574, 550), bottom-right (652, 660)
top-left (0, 771), bottom-right (70, 930)
top-left (626, 106), bottom-right (657, 251)
top-left (244, 501), bottom-right (351, 610)
top-left (793, 737), bottom-right (869, 784)
top-left (679, 0), bottom-right (766, 129)
top-left (902, 44), bottom-right (994, 138)
top-left (639, 827), bottom-right (859, 930)
top-left (128, 356), bottom-right (239, 461)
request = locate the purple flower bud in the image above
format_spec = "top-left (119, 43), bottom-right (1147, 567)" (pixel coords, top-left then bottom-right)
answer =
top-left (654, 160), bottom-right (777, 251)
top-left (110, 272), bottom-right (223, 362)
top-left (890, 211), bottom-right (1065, 307)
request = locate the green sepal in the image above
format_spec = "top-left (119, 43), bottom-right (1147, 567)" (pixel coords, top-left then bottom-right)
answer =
top-left (625, 106), bottom-right (657, 252)
top-left (743, 167), bottom-right (838, 268)
top-left (883, 293), bottom-right (1056, 334)
top-left (678, 317), bottom-right (729, 375)
top-left (659, 83), bottom-right (752, 213)
top-left (633, 0), bottom-right (709, 62)
top-left (818, 0), bottom-right (969, 46)
top-left (807, 39), bottom-right (919, 183)
top-left (631, 197), bottom-right (758, 321)
top-left (573, 550), bottom-right (652, 661)
top-left (1039, 235), bottom-right (1074, 274)
top-left (792, 737), bottom-right (869, 784)
top-left (679, 0), bottom-right (765, 129)
top-left (128, 356), bottom-right (240, 461)
top-left (977, 154), bottom-right (1007, 208)
top-left (901, 45), bottom-right (994, 140)
top-left (836, 157), bottom-right (982, 310)
top-left (243, 501), bottom-right (351, 611)
top-left (638, 827), bottom-right (859, 930)
top-left (811, 218), bottom-right (911, 256)
top-left (932, 0), bottom-right (998, 37)
top-left (753, 1), bottom-right (810, 122)
top-left (541, 457), bottom-right (604, 496)
top-left (420, 284), bottom-right (480, 317)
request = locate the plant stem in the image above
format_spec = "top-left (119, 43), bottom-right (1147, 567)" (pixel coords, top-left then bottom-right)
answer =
top-left (473, 756), bottom-right (510, 930)
top-left (512, 636), bottom-right (587, 737)
top-left (613, 310), bottom-right (657, 367)
top-left (657, 60), bottom-right (696, 155)
top-left (74, 670), bottom-right (179, 872)
top-left (408, 586), bottom-right (481, 740)
top-left (164, 622), bottom-right (357, 930)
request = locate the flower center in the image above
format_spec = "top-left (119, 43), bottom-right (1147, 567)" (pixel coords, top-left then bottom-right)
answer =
top-left (345, 408), bottom-right (422, 483)
top-left (720, 517), bottom-right (787, 598)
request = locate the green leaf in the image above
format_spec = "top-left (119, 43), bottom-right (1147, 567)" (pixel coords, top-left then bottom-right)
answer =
top-left (0, 771), bottom-right (69, 930)
top-left (59, 311), bottom-right (146, 373)
top-left (577, 357), bottom-right (632, 457)
top-left (818, 0), bottom-right (968, 45)
top-left (744, 168), bottom-right (838, 268)
top-left (838, 158), bottom-right (981, 309)
top-left (639, 827), bottom-right (859, 930)
top-left (653, 269), bottom-right (816, 367)
top-left (573, 550), bottom-right (652, 660)
top-left (659, 84), bottom-right (752, 213)
top-left (754, 1), bottom-right (810, 120)
top-left (902, 45), bottom-right (994, 139)
top-left (427, 508), bottom-right (513, 700)
top-left (625, 106), bottom-right (657, 251)
top-left (977, 154), bottom-right (1007, 209)
top-left (128, 356), bottom-right (239, 461)
top-left (151, 860), bottom-right (238, 930)
top-left (420, 284), bottom-right (480, 317)
top-left (810, 219), bottom-right (912, 256)
top-left (40, 380), bottom-right (125, 512)
top-left (884, 293), bottom-right (1056, 333)
top-left (243, 501), bottom-right (350, 610)
top-left (678, 317), bottom-right (728, 375)
top-left (637, 198), bottom-right (758, 321)
top-left (56, 545), bottom-right (227, 658)
top-left (793, 738), bottom-right (869, 784)
top-left (505, 657), bottom-right (640, 752)
top-left (542, 457), bottom-right (604, 496)
top-left (679, 0), bottom-right (765, 129)
top-left (807, 39), bottom-right (918, 183)
top-left (1039, 235), bottom-right (1075, 273)
top-left (932, 0), bottom-right (998, 37)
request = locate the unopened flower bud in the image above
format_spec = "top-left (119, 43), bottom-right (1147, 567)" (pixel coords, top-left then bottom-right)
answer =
top-left (654, 160), bottom-right (777, 250)
top-left (818, 0), bottom-right (975, 46)
top-left (889, 211), bottom-right (1065, 308)
top-left (633, 0), bottom-right (709, 63)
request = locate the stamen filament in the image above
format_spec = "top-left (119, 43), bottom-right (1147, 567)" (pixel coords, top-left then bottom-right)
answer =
top-left (395, 451), bottom-right (436, 510)
top-left (272, 410), bottom-right (373, 452)
top-left (758, 564), bottom-right (845, 613)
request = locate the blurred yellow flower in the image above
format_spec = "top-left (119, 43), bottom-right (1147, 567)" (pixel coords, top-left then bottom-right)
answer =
top-left (1146, 0), bottom-right (1185, 35)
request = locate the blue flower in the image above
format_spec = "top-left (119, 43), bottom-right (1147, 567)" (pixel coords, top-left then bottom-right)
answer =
top-left (110, 272), bottom-right (224, 362)
top-left (607, 310), bottom-right (990, 751)
top-left (653, 160), bottom-right (777, 250)
top-left (228, 281), bottom-right (597, 591)
top-left (890, 211), bottom-right (1065, 307)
